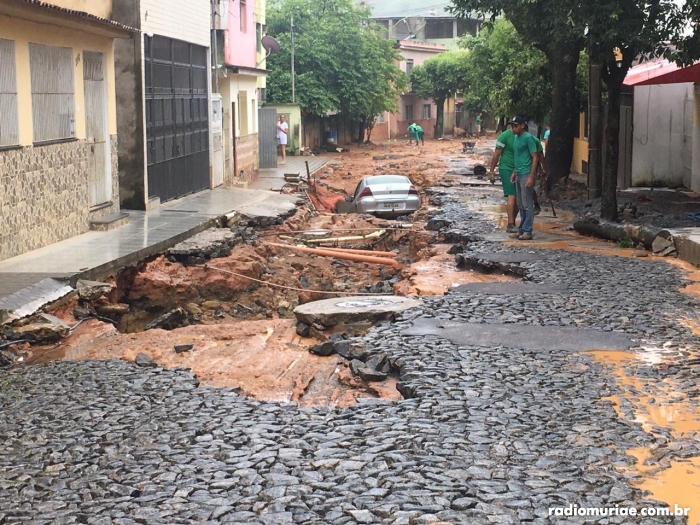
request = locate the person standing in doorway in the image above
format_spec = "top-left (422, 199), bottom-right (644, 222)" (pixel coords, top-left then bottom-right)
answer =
top-left (488, 126), bottom-right (518, 234)
top-left (509, 116), bottom-right (539, 240)
top-left (277, 114), bottom-right (289, 165)
top-left (475, 113), bottom-right (483, 137)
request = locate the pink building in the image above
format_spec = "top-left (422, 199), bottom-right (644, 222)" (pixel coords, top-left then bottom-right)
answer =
top-left (372, 41), bottom-right (446, 141)
top-left (216, 0), bottom-right (268, 182)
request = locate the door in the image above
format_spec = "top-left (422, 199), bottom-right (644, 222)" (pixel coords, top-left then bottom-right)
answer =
top-left (231, 102), bottom-right (238, 178)
top-left (145, 35), bottom-right (209, 202)
top-left (83, 51), bottom-right (110, 206)
top-left (211, 94), bottom-right (224, 187)
top-left (258, 107), bottom-right (278, 169)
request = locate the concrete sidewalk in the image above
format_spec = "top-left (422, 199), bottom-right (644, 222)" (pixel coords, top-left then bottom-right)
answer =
top-left (0, 187), bottom-right (300, 322)
top-left (250, 156), bottom-right (330, 191)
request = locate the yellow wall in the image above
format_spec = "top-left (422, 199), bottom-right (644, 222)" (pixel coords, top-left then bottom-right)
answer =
top-left (571, 112), bottom-right (589, 175)
top-left (0, 13), bottom-right (118, 146)
top-left (46, 0), bottom-right (113, 20)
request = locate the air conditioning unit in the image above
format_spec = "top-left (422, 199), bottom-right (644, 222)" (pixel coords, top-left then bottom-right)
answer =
top-left (215, 0), bottom-right (229, 30)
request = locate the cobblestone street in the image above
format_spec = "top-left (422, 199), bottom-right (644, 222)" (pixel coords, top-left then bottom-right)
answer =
top-left (1, 176), bottom-right (699, 525)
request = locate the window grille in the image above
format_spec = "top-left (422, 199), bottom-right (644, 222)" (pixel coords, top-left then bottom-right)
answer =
top-left (29, 43), bottom-right (75, 143)
top-left (0, 39), bottom-right (19, 147)
top-left (405, 105), bottom-right (414, 121)
top-left (423, 104), bottom-right (431, 119)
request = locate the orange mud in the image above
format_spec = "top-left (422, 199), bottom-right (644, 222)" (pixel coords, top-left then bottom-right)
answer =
top-left (627, 448), bottom-right (700, 525)
top-left (30, 318), bottom-right (401, 407)
top-left (315, 139), bottom-right (458, 195)
top-left (665, 258), bottom-right (700, 301)
top-left (589, 350), bottom-right (700, 522)
top-left (396, 244), bottom-right (517, 296)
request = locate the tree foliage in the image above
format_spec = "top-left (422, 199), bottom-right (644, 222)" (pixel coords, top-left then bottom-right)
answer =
top-left (266, 0), bottom-right (406, 139)
top-left (450, 0), bottom-right (587, 185)
top-left (459, 18), bottom-right (551, 123)
top-left (410, 51), bottom-right (470, 137)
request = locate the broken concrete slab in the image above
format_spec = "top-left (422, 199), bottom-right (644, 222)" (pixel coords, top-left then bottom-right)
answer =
top-left (144, 308), bottom-right (189, 331)
top-left (403, 318), bottom-right (634, 352)
top-left (308, 341), bottom-right (335, 356)
top-left (463, 252), bottom-right (545, 264)
top-left (12, 321), bottom-right (69, 343)
top-left (0, 278), bottom-right (73, 324)
top-left (294, 296), bottom-right (422, 328)
top-left (76, 280), bottom-right (114, 301)
top-left (167, 228), bottom-right (240, 265)
top-left (349, 359), bottom-right (388, 382)
top-left (450, 282), bottom-right (569, 295)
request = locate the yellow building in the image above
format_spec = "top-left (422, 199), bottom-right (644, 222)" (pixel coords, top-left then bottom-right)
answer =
top-left (572, 112), bottom-right (589, 175)
top-left (0, 0), bottom-right (133, 261)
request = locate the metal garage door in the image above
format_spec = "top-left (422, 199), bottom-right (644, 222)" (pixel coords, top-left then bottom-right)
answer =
top-left (145, 35), bottom-right (209, 202)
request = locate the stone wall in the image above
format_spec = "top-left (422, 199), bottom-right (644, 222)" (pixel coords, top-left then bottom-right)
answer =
top-left (234, 133), bottom-right (259, 182)
top-left (0, 135), bottom-right (120, 262)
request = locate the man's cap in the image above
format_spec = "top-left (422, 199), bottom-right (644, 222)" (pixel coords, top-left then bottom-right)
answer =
top-left (509, 116), bottom-right (527, 125)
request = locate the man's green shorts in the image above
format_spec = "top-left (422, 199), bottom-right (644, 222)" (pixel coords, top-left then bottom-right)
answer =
top-left (500, 171), bottom-right (516, 197)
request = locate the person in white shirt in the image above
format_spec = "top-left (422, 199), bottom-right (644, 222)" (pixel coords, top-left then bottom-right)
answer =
top-left (276, 114), bottom-right (289, 165)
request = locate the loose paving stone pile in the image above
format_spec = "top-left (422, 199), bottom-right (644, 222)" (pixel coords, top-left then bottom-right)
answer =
top-left (0, 183), bottom-right (698, 524)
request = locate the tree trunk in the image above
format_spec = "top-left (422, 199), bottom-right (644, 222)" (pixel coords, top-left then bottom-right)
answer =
top-left (357, 119), bottom-right (366, 144)
top-left (546, 49), bottom-right (581, 191)
top-left (435, 97), bottom-right (445, 138)
top-left (601, 59), bottom-right (631, 221)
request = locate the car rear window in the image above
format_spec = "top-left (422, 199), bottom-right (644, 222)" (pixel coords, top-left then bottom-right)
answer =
top-left (367, 176), bottom-right (409, 185)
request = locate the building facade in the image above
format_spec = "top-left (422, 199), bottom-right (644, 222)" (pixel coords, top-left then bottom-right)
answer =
top-left (362, 0), bottom-right (480, 140)
top-left (112, 0), bottom-right (212, 209)
top-left (216, 0), bottom-right (268, 183)
top-left (0, 0), bottom-right (132, 261)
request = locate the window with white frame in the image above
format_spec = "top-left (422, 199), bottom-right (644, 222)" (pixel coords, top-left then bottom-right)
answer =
top-left (29, 43), bottom-right (75, 143)
top-left (0, 39), bottom-right (19, 147)
top-left (423, 104), bottom-right (431, 119)
top-left (375, 112), bottom-right (385, 123)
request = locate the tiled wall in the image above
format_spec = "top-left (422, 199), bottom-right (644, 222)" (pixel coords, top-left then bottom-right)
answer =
top-left (234, 133), bottom-right (259, 182)
top-left (0, 135), bottom-right (119, 261)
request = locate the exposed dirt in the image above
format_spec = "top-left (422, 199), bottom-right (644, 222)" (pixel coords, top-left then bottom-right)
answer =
top-left (29, 318), bottom-right (401, 407)
top-left (314, 138), bottom-right (469, 196)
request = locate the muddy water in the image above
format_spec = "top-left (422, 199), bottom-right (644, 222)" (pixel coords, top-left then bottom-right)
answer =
top-left (589, 350), bottom-right (700, 522)
top-left (397, 244), bottom-right (517, 296)
top-left (29, 319), bottom-right (402, 407)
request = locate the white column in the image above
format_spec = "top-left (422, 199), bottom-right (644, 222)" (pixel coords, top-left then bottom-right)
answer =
top-left (453, 19), bottom-right (458, 39)
top-left (692, 83), bottom-right (700, 191)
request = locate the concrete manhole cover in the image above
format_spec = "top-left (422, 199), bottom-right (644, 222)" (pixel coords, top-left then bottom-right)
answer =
top-left (294, 295), bottom-right (423, 328)
top-left (335, 299), bottom-right (397, 308)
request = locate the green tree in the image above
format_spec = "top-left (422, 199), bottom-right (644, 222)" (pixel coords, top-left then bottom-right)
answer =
top-left (451, 0), bottom-right (587, 188)
top-left (410, 51), bottom-right (470, 138)
top-left (459, 18), bottom-right (551, 125)
top-left (266, 0), bottom-right (406, 142)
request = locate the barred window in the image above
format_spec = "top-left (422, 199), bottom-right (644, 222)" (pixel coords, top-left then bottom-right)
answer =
top-left (29, 43), bottom-right (75, 143)
top-left (423, 104), bottom-right (431, 119)
top-left (0, 39), bottom-right (19, 147)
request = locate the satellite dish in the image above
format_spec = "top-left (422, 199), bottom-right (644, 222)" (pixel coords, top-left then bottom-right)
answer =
top-left (261, 36), bottom-right (281, 55)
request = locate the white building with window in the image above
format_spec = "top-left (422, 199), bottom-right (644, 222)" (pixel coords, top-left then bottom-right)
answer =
top-left (0, 0), bottom-right (133, 261)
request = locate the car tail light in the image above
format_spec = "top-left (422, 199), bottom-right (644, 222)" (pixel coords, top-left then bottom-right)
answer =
top-left (358, 187), bottom-right (374, 199)
top-left (408, 185), bottom-right (419, 195)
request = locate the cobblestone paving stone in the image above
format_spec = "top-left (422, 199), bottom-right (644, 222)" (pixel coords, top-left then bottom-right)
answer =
top-left (0, 183), bottom-right (698, 524)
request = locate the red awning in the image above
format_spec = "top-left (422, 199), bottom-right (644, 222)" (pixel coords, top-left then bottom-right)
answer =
top-left (625, 59), bottom-right (700, 86)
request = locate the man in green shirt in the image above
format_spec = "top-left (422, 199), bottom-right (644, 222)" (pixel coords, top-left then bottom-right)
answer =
top-left (488, 127), bottom-right (518, 233)
top-left (509, 116), bottom-right (539, 240)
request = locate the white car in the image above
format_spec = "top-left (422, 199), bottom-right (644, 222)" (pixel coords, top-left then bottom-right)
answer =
top-left (346, 175), bottom-right (421, 218)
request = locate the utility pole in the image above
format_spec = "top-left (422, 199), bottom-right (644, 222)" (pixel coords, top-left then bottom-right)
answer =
top-left (291, 15), bottom-right (295, 103)
top-left (588, 34), bottom-right (602, 199)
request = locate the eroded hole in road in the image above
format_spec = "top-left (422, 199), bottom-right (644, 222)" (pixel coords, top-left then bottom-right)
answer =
top-left (26, 214), bottom-right (420, 407)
